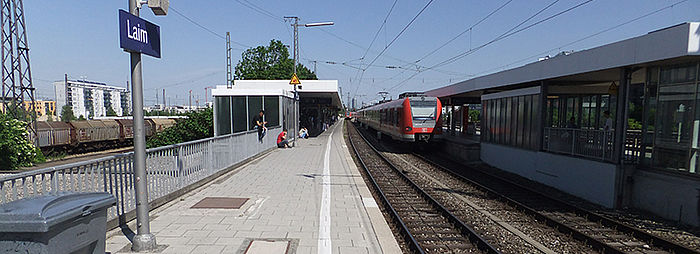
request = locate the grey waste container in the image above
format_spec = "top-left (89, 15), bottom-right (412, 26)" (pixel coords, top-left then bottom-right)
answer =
top-left (0, 192), bottom-right (116, 254)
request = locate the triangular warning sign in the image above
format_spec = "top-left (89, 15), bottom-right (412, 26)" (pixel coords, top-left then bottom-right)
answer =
top-left (289, 73), bottom-right (301, 85)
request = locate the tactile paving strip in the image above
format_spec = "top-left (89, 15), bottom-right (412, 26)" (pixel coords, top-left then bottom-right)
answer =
top-left (190, 197), bottom-right (249, 209)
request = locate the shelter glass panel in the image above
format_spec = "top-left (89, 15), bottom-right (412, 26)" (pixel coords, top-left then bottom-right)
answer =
top-left (641, 68), bottom-right (659, 166)
top-left (264, 96), bottom-right (280, 127)
top-left (643, 63), bottom-right (700, 174)
top-left (505, 98), bottom-right (511, 145)
top-left (498, 98), bottom-right (504, 144)
top-left (653, 82), bottom-right (695, 170)
top-left (531, 94), bottom-right (540, 149)
top-left (482, 101), bottom-right (489, 142)
top-left (215, 96), bottom-right (231, 135)
top-left (248, 96), bottom-right (263, 131)
top-left (232, 96), bottom-right (247, 133)
top-left (517, 96), bottom-right (524, 147)
top-left (482, 93), bottom-right (540, 150)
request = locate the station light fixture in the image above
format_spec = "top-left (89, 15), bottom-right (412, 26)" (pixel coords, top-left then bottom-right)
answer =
top-left (142, 0), bottom-right (169, 15)
top-left (304, 22), bottom-right (334, 27)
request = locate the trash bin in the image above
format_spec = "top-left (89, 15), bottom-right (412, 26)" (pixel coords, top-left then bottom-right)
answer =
top-left (0, 192), bottom-right (116, 254)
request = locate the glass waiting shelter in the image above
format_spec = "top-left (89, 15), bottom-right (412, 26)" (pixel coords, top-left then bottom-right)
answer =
top-left (211, 80), bottom-right (341, 138)
top-left (212, 86), bottom-right (296, 137)
top-left (641, 62), bottom-right (700, 174)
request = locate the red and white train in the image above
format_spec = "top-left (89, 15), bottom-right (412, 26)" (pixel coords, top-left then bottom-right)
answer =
top-left (356, 92), bottom-right (442, 142)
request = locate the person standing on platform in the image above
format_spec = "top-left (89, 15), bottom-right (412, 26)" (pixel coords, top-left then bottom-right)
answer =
top-left (277, 129), bottom-right (290, 148)
top-left (603, 110), bottom-right (613, 132)
top-left (602, 110), bottom-right (614, 143)
top-left (567, 117), bottom-right (578, 129)
top-left (254, 110), bottom-right (267, 143)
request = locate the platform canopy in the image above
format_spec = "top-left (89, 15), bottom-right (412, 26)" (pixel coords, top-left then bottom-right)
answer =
top-left (212, 80), bottom-right (342, 109)
top-left (426, 22), bottom-right (700, 99)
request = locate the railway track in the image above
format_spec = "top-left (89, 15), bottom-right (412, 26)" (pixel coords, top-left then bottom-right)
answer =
top-left (351, 121), bottom-right (699, 253)
top-left (413, 151), bottom-right (700, 254)
top-left (347, 122), bottom-right (499, 253)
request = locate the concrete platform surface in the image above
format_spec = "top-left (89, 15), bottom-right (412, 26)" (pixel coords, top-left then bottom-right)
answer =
top-left (105, 121), bottom-right (401, 254)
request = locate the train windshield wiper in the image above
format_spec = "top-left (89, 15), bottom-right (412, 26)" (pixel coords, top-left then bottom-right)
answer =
top-left (422, 112), bottom-right (434, 123)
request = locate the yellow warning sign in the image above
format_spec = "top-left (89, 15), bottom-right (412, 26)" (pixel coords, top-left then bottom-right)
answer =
top-left (289, 73), bottom-right (301, 85)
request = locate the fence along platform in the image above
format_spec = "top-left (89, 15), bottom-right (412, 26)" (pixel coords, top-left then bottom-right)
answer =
top-left (0, 127), bottom-right (280, 228)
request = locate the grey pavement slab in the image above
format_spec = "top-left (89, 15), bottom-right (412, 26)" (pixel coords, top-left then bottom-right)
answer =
top-left (105, 121), bottom-right (399, 254)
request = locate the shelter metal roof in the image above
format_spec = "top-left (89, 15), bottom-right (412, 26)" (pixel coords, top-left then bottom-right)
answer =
top-left (426, 22), bottom-right (700, 98)
top-left (212, 80), bottom-right (342, 108)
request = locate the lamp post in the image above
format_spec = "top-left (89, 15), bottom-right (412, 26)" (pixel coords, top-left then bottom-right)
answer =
top-left (283, 16), bottom-right (333, 147)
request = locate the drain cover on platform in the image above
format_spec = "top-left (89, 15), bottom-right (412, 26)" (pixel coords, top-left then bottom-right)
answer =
top-left (245, 240), bottom-right (290, 254)
top-left (190, 197), bottom-right (249, 209)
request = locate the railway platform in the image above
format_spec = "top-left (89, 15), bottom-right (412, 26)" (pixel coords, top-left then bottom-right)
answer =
top-left (104, 121), bottom-right (401, 254)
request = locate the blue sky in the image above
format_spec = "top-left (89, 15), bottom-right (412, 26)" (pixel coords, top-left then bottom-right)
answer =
top-left (24, 0), bottom-right (700, 106)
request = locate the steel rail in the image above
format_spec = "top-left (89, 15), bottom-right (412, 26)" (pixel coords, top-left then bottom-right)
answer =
top-left (348, 122), bottom-right (500, 253)
top-left (414, 152), bottom-right (700, 254)
top-left (347, 123), bottom-right (425, 254)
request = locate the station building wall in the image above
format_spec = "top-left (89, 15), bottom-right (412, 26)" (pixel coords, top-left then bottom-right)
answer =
top-left (631, 170), bottom-right (700, 227)
top-left (481, 142), bottom-right (618, 208)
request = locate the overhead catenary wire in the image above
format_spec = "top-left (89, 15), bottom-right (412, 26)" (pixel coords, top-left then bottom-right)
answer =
top-left (353, 0), bottom-right (437, 97)
top-left (153, 71), bottom-right (224, 89)
top-left (363, 0), bottom-right (436, 70)
top-left (471, 0), bottom-right (690, 77)
top-left (415, 0), bottom-right (514, 63)
top-left (351, 0), bottom-right (400, 100)
top-left (387, 0), bottom-right (594, 92)
top-left (170, 6), bottom-right (250, 48)
top-left (234, 0), bottom-right (284, 22)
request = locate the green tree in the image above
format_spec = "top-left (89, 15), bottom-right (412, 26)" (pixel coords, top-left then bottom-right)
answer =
top-left (47, 113), bottom-right (53, 122)
top-left (0, 113), bottom-right (45, 169)
top-left (469, 109), bottom-right (480, 123)
top-left (78, 115), bottom-right (86, 121)
top-left (235, 40), bottom-right (317, 80)
top-left (106, 107), bottom-right (117, 117)
top-left (147, 107), bottom-right (213, 148)
top-left (60, 105), bottom-right (76, 122)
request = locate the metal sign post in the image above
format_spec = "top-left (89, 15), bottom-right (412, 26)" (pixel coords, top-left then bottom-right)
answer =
top-left (283, 16), bottom-right (333, 147)
top-left (120, 0), bottom-right (167, 251)
top-left (290, 73), bottom-right (301, 147)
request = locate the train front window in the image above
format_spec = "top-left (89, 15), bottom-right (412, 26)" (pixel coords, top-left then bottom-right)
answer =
top-left (411, 101), bottom-right (437, 120)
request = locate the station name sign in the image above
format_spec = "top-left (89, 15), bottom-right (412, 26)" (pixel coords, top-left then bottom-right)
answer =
top-left (119, 10), bottom-right (161, 58)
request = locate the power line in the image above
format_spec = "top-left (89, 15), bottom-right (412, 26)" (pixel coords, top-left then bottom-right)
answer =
top-left (431, 0), bottom-right (588, 70)
top-left (317, 28), bottom-right (463, 76)
top-left (415, 0), bottom-right (514, 63)
top-left (387, 0), bottom-right (593, 92)
top-left (353, 0), bottom-right (437, 97)
top-left (361, 0), bottom-right (399, 62)
top-left (170, 6), bottom-right (250, 48)
top-left (153, 71), bottom-right (224, 89)
top-left (352, 0), bottom-right (400, 97)
top-left (364, 0), bottom-right (436, 70)
top-left (234, 0), bottom-right (284, 22)
top-left (472, 0), bottom-right (690, 77)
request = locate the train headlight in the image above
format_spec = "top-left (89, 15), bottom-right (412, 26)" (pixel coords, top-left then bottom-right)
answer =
top-left (405, 127), bottom-right (412, 132)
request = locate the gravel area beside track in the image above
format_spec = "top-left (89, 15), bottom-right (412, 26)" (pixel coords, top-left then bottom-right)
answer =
top-left (420, 149), bottom-right (699, 253)
top-left (376, 146), bottom-right (596, 253)
top-left (444, 156), bottom-right (700, 252)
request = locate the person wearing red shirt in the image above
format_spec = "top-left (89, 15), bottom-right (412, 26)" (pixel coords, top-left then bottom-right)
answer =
top-left (277, 129), bottom-right (290, 148)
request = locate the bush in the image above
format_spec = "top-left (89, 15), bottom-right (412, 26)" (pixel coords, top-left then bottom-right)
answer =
top-left (0, 114), bottom-right (45, 170)
top-left (147, 108), bottom-right (213, 148)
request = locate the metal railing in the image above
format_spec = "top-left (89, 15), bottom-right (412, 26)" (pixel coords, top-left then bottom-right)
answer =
top-left (543, 127), bottom-right (614, 161)
top-left (0, 127), bottom-right (280, 222)
top-left (623, 129), bottom-right (643, 163)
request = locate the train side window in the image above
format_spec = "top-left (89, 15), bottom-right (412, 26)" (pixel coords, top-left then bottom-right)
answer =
top-left (394, 108), bottom-right (399, 126)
